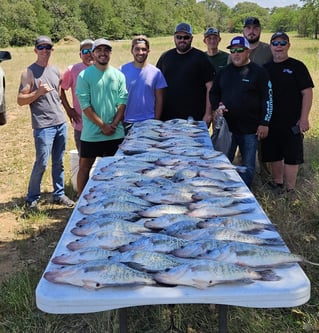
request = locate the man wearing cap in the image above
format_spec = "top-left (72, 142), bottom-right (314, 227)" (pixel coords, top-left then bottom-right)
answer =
top-left (76, 38), bottom-right (128, 195)
top-left (203, 27), bottom-right (228, 73)
top-left (261, 32), bottom-right (314, 193)
top-left (17, 35), bottom-right (75, 208)
top-left (243, 17), bottom-right (273, 181)
top-left (210, 36), bottom-right (273, 188)
top-left (243, 17), bottom-right (272, 66)
top-left (156, 23), bottom-right (214, 125)
top-left (120, 35), bottom-right (167, 133)
top-left (61, 39), bottom-right (94, 154)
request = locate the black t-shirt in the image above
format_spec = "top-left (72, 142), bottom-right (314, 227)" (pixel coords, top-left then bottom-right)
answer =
top-left (264, 57), bottom-right (314, 130)
top-left (156, 47), bottom-right (214, 121)
top-left (210, 62), bottom-right (272, 134)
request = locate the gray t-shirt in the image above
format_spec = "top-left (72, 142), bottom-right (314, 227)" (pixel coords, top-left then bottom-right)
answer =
top-left (249, 41), bottom-right (273, 66)
top-left (28, 63), bottom-right (65, 129)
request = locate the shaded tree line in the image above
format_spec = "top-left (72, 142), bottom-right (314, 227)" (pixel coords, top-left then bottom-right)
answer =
top-left (0, 0), bottom-right (317, 47)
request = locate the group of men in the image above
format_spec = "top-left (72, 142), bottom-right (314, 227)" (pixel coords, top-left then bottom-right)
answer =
top-left (18, 17), bottom-right (313, 209)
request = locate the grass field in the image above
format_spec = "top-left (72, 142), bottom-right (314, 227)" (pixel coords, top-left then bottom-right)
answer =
top-left (0, 33), bottom-right (319, 332)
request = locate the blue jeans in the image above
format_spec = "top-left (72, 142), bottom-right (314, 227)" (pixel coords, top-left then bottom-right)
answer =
top-left (227, 133), bottom-right (258, 188)
top-left (26, 123), bottom-right (67, 202)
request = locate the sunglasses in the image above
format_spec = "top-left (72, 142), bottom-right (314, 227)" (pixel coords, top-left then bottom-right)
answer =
top-left (81, 48), bottom-right (92, 55)
top-left (271, 40), bottom-right (288, 47)
top-left (175, 35), bottom-right (191, 40)
top-left (36, 44), bottom-right (52, 51)
top-left (229, 47), bottom-right (246, 54)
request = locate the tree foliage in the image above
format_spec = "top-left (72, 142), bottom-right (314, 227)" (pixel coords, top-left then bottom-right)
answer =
top-left (0, 0), bottom-right (315, 47)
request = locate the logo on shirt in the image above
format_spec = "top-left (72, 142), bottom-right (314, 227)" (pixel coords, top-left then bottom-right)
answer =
top-left (283, 68), bottom-right (293, 74)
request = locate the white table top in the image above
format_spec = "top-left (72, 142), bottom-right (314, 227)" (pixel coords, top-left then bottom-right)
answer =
top-left (36, 121), bottom-right (310, 314)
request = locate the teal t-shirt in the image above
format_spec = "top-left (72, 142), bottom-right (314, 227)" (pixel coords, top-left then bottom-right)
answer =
top-left (76, 65), bottom-right (128, 142)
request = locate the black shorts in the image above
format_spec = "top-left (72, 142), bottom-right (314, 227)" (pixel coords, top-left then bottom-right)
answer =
top-left (261, 127), bottom-right (304, 165)
top-left (80, 138), bottom-right (123, 158)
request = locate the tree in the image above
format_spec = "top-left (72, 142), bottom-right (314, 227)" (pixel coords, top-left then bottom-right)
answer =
top-left (300, 0), bottom-right (319, 38)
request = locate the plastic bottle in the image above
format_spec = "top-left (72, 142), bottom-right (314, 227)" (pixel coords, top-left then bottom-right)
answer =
top-left (214, 102), bottom-right (225, 129)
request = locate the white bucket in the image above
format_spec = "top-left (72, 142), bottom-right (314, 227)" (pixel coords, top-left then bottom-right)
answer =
top-left (69, 149), bottom-right (79, 191)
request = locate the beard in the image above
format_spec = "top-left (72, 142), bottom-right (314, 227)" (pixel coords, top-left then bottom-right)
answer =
top-left (245, 34), bottom-right (260, 44)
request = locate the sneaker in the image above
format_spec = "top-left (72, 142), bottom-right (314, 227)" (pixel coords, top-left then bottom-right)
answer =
top-left (53, 195), bottom-right (75, 207)
top-left (25, 200), bottom-right (38, 209)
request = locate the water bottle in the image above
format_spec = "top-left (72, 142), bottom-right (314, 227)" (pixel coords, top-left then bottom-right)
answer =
top-left (214, 102), bottom-right (225, 130)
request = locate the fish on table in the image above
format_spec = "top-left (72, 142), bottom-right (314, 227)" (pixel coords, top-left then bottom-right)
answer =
top-left (187, 204), bottom-right (256, 219)
top-left (153, 259), bottom-right (280, 289)
top-left (198, 242), bottom-right (305, 268)
top-left (197, 217), bottom-right (277, 233)
top-left (67, 230), bottom-right (145, 251)
top-left (71, 219), bottom-right (151, 237)
top-left (144, 214), bottom-right (201, 230)
top-left (109, 250), bottom-right (190, 272)
top-left (138, 204), bottom-right (190, 218)
top-left (172, 227), bottom-right (284, 246)
top-left (119, 233), bottom-right (189, 253)
top-left (44, 260), bottom-right (156, 289)
top-left (52, 247), bottom-right (117, 265)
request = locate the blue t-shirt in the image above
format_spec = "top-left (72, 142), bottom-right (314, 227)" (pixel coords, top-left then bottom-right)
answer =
top-left (120, 62), bottom-right (167, 122)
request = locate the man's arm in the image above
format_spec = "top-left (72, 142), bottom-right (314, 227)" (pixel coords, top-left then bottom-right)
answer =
top-left (17, 69), bottom-right (53, 106)
top-left (60, 88), bottom-right (81, 124)
top-left (298, 87), bottom-right (313, 132)
top-left (154, 88), bottom-right (164, 120)
top-left (203, 80), bottom-right (213, 127)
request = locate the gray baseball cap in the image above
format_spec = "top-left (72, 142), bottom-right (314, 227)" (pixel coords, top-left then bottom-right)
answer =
top-left (175, 23), bottom-right (193, 35)
top-left (92, 38), bottom-right (112, 51)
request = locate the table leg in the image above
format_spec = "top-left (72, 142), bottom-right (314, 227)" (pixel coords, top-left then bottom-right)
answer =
top-left (217, 304), bottom-right (228, 333)
top-left (119, 308), bottom-right (128, 333)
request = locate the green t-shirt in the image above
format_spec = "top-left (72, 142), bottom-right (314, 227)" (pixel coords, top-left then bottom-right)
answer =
top-left (76, 65), bottom-right (128, 142)
top-left (206, 50), bottom-right (229, 73)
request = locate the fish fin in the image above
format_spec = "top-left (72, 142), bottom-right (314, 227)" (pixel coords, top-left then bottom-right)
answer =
top-left (192, 279), bottom-right (210, 289)
top-left (257, 269), bottom-right (281, 281)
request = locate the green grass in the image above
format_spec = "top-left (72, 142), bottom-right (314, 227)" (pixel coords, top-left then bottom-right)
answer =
top-left (0, 33), bottom-right (319, 332)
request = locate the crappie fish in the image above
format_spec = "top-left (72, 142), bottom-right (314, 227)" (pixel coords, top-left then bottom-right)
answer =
top-left (154, 260), bottom-right (280, 289)
top-left (199, 243), bottom-right (305, 268)
top-left (110, 250), bottom-right (189, 272)
top-left (172, 239), bottom-right (227, 258)
top-left (198, 169), bottom-right (235, 182)
top-left (83, 189), bottom-right (150, 206)
top-left (188, 197), bottom-right (255, 210)
top-left (171, 166), bottom-right (199, 182)
top-left (197, 217), bottom-right (276, 233)
top-left (67, 230), bottom-right (143, 251)
top-left (187, 204), bottom-right (255, 218)
top-left (144, 214), bottom-right (201, 229)
top-left (52, 247), bottom-right (117, 265)
top-left (138, 204), bottom-right (189, 218)
top-left (173, 227), bottom-right (284, 246)
top-left (75, 212), bottom-right (139, 226)
top-left (44, 260), bottom-right (156, 289)
top-left (161, 220), bottom-right (199, 237)
top-left (78, 200), bottom-right (145, 215)
top-left (142, 191), bottom-right (194, 205)
top-left (71, 219), bottom-right (150, 236)
top-left (141, 166), bottom-right (176, 178)
top-left (184, 177), bottom-right (242, 189)
top-left (119, 233), bottom-right (189, 253)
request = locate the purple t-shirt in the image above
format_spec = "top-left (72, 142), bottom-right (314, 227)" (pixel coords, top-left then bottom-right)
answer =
top-left (120, 62), bottom-right (167, 122)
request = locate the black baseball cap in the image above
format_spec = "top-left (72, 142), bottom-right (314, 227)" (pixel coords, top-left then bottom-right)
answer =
top-left (244, 17), bottom-right (260, 27)
top-left (270, 32), bottom-right (290, 42)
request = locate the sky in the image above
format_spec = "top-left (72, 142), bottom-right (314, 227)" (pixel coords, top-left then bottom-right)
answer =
top-left (222, 0), bottom-right (301, 7)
